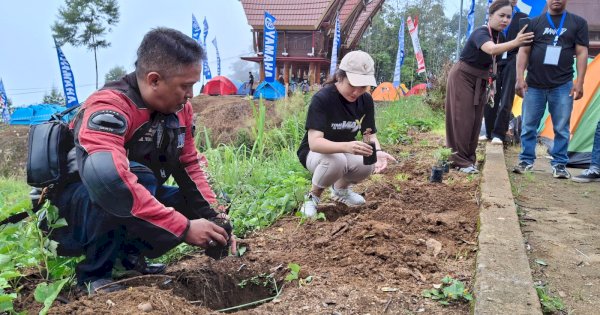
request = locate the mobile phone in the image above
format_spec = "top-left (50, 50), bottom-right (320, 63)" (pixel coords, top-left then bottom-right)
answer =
top-left (519, 17), bottom-right (531, 31)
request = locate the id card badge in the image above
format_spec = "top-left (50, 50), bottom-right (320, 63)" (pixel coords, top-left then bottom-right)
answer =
top-left (502, 51), bottom-right (507, 60)
top-left (544, 45), bottom-right (562, 66)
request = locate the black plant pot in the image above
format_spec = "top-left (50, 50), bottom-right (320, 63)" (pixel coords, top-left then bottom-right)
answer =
top-left (363, 142), bottom-right (378, 165)
top-left (430, 166), bottom-right (444, 183)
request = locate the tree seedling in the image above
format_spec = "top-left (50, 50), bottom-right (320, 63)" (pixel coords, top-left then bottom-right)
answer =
top-left (285, 263), bottom-right (312, 287)
top-left (422, 276), bottom-right (473, 305)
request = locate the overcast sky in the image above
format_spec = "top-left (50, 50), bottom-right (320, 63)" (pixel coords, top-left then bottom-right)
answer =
top-left (0, 1), bottom-right (463, 107)
top-left (0, 0), bottom-right (254, 106)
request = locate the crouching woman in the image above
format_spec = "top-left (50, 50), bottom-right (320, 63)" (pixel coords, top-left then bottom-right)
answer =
top-left (296, 50), bottom-right (396, 217)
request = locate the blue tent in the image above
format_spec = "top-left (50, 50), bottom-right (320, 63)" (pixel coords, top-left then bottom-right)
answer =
top-left (10, 104), bottom-right (66, 125)
top-left (237, 80), bottom-right (251, 95)
top-left (253, 81), bottom-right (285, 100)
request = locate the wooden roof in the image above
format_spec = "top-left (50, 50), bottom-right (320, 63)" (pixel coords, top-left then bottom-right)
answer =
top-left (240, 0), bottom-right (336, 30)
top-left (344, 0), bottom-right (384, 49)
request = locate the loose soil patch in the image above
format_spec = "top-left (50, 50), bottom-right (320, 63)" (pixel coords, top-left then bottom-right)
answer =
top-left (45, 132), bottom-right (480, 314)
top-left (0, 125), bottom-right (29, 177)
top-left (506, 145), bottom-right (600, 314)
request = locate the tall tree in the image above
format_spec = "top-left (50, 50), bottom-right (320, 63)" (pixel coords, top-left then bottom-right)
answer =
top-left (52, 0), bottom-right (120, 89)
top-left (104, 65), bottom-right (127, 83)
top-left (42, 86), bottom-right (66, 105)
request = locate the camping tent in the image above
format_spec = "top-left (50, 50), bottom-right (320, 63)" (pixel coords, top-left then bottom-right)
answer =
top-left (536, 56), bottom-right (600, 167)
top-left (10, 104), bottom-right (66, 125)
top-left (372, 82), bottom-right (403, 101)
top-left (236, 81), bottom-right (251, 95)
top-left (253, 81), bottom-right (285, 100)
top-left (202, 76), bottom-right (238, 96)
top-left (406, 83), bottom-right (427, 96)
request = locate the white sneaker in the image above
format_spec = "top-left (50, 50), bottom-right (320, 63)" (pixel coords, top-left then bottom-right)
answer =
top-left (458, 165), bottom-right (479, 174)
top-left (478, 135), bottom-right (489, 141)
top-left (299, 193), bottom-right (320, 218)
top-left (330, 187), bottom-right (366, 206)
top-left (491, 137), bottom-right (503, 144)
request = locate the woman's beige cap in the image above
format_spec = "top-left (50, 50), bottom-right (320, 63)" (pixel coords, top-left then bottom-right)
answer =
top-left (339, 50), bottom-right (377, 87)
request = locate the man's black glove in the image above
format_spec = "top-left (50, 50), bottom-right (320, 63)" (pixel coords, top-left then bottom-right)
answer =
top-left (205, 216), bottom-right (233, 260)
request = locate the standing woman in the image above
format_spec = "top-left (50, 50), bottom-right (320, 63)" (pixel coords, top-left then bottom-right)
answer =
top-left (445, 0), bottom-right (533, 173)
top-left (297, 51), bottom-right (396, 218)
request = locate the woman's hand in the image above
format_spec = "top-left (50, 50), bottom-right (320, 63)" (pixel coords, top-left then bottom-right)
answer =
top-left (374, 151), bottom-right (397, 173)
top-left (513, 25), bottom-right (534, 46)
top-left (346, 141), bottom-right (374, 156)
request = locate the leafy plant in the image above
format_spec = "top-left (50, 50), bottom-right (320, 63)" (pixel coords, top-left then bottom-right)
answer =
top-left (34, 278), bottom-right (71, 315)
top-left (535, 285), bottom-right (565, 314)
top-left (237, 273), bottom-right (273, 288)
top-left (422, 276), bottom-right (473, 305)
top-left (284, 263), bottom-right (312, 287)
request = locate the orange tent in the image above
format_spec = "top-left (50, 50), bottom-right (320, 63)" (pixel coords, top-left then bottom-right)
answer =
top-left (202, 76), bottom-right (238, 96)
top-left (372, 82), bottom-right (403, 101)
top-left (539, 56), bottom-right (600, 141)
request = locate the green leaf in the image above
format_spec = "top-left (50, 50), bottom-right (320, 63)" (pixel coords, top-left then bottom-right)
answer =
top-left (535, 259), bottom-right (548, 266)
top-left (284, 273), bottom-right (297, 282)
top-left (34, 278), bottom-right (70, 315)
top-left (0, 293), bottom-right (17, 312)
top-left (50, 218), bottom-right (68, 229)
top-left (441, 275), bottom-right (453, 284)
top-left (288, 263), bottom-right (300, 274)
top-left (422, 289), bottom-right (432, 298)
top-left (237, 246), bottom-right (247, 257)
top-left (304, 276), bottom-right (313, 284)
top-left (0, 255), bottom-right (11, 266)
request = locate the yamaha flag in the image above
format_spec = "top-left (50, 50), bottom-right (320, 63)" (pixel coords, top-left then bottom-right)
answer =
top-left (263, 11), bottom-right (278, 82)
top-left (192, 14), bottom-right (201, 42)
top-left (0, 79), bottom-right (10, 123)
top-left (392, 20), bottom-right (405, 88)
top-left (466, 0), bottom-right (476, 38)
top-left (201, 17), bottom-right (212, 80)
top-left (484, 0), bottom-right (493, 24)
top-left (212, 37), bottom-right (221, 76)
top-left (329, 12), bottom-right (341, 77)
top-left (54, 38), bottom-right (79, 108)
top-left (516, 0), bottom-right (546, 17)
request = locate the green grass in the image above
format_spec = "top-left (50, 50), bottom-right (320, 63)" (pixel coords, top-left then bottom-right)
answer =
top-left (0, 177), bottom-right (31, 219)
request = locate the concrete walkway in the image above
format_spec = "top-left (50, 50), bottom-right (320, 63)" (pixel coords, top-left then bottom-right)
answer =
top-left (473, 143), bottom-right (542, 314)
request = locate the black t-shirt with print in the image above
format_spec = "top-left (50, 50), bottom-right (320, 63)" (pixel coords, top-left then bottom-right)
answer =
top-left (460, 26), bottom-right (505, 70)
top-left (525, 11), bottom-right (589, 89)
top-left (297, 84), bottom-right (376, 168)
top-left (499, 10), bottom-right (529, 64)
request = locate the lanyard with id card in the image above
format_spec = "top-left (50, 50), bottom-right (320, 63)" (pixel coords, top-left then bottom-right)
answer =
top-left (544, 11), bottom-right (566, 66)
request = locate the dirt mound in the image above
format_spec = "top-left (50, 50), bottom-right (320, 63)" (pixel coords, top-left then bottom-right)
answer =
top-left (0, 125), bottom-right (29, 177)
top-left (46, 135), bottom-right (479, 314)
top-left (190, 95), bottom-right (278, 146)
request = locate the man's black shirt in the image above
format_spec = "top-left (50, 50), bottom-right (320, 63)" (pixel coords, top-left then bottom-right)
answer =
top-left (525, 11), bottom-right (589, 88)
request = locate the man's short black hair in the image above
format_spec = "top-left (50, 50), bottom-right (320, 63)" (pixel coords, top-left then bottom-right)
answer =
top-left (135, 27), bottom-right (204, 79)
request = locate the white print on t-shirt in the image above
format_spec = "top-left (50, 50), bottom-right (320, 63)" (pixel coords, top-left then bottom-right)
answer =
top-left (331, 121), bottom-right (360, 132)
top-left (542, 28), bottom-right (567, 36)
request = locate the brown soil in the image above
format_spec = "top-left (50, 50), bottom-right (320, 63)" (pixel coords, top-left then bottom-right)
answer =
top-left (5, 96), bottom-right (480, 313)
top-left (44, 131), bottom-right (480, 314)
top-left (506, 145), bottom-right (600, 314)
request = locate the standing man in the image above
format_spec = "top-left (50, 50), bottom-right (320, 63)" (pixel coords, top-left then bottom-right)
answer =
top-left (49, 28), bottom-right (235, 293)
top-left (483, 0), bottom-right (529, 144)
top-left (513, 0), bottom-right (589, 178)
top-left (248, 71), bottom-right (255, 95)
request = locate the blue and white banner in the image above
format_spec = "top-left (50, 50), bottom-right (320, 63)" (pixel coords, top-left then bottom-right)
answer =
top-left (263, 11), bottom-right (278, 82)
top-left (516, 0), bottom-right (546, 17)
top-left (201, 17), bottom-right (212, 80)
top-left (392, 20), bottom-right (405, 88)
top-left (484, 0), bottom-right (493, 25)
top-left (212, 37), bottom-right (221, 76)
top-left (192, 14), bottom-right (201, 42)
top-left (0, 79), bottom-right (10, 123)
top-left (54, 38), bottom-right (79, 108)
top-left (466, 0), bottom-right (476, 38)
top-left (329, 12), bottom-right (341, 77)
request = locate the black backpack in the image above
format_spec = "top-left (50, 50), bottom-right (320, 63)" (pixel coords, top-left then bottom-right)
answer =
top-left (26, 105), bottom-right (80, 188)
